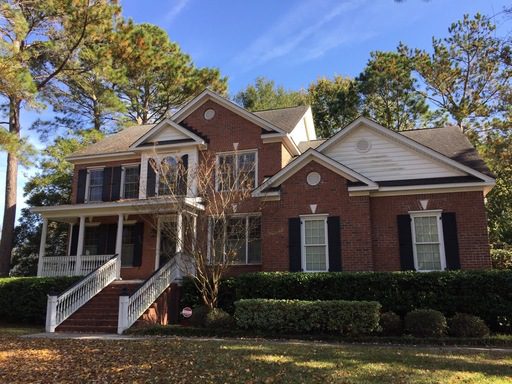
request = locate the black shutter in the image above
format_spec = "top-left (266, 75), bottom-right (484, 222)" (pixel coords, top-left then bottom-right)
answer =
top-left (133, 222), bottom-right (144, 267)
top-left (111, 167), bottom-right (122, 201)
top-left (288, 218), bottom-right (301, 272)
top-left (70, 224), bottom-right (79, 256)
top-left (106, 224), bottom-right (117, 255)
top-left (442, 212), bottom-right (461, 270)
top-left (146, 160), bottom-right (156, 197)
top-left (102, 167), bottom-right (113, 202)
top-left (76, 169), bottom-right (87, 203)
top-left (327, 216), bottom-right (342, 271)
top-left (97, 225), bottom-right (108, 254)
top-left (177, 154), bottom-right (188, 196)
top-left (397, 215), bottom-right (415, 271)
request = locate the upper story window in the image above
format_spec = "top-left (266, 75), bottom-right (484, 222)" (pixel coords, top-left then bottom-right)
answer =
top-left (301, 215), bottom-right (329, 272)
top-left (87, 169), bottom-right (104, 202)
top-left (122, 165), bottom-right (140, 199)
top-left (216, 151), bottom-right (257, 191)
top-left (158, 156), bottom-right (179, 196)
top-left (410, 211), bottom-right (446, 271)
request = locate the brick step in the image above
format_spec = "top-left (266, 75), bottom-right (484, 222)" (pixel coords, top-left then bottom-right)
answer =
top-left (70, 312), bottom-right (118, 320)
top-left (56, 325), bottom-right (117, 333)
top-left (62, 318), bottom-right (118, 327)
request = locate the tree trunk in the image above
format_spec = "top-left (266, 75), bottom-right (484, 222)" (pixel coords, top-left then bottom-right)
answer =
top-left (0, 98), bottom-right (20, 276)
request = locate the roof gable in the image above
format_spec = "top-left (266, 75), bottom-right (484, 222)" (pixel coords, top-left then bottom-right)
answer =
top-left (317, 117), bottom-right (494, 183)
top-left (171, 89), bottom-right (287, 134)
top-left (253, 149), bottom-right (378, 196)
top-left (130, 119), bottom-right (206, 149)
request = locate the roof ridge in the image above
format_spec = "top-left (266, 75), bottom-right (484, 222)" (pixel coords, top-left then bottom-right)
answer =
top-left (400, 125), bottom-right (460, 133)
top-left (253, 104), bottom-right (309, 113)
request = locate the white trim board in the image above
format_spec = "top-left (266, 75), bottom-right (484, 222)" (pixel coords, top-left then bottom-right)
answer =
top-left (130, 119), bottom-right (206, 149)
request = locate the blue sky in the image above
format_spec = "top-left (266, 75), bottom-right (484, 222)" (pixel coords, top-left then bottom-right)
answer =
top-left (1, 0), bottom-right (511, 220)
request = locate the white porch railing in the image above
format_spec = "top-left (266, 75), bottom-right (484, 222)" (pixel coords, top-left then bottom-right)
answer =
top-left (117, 255), bottom-right (184, 334)
top-left (39, 255), bottom-right (114, 277)
top-left (46, 254), bottom-right (119, 332)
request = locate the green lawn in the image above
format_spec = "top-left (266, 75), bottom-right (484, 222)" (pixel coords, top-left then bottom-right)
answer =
top-left (0, 327), bottom-right (511, 383)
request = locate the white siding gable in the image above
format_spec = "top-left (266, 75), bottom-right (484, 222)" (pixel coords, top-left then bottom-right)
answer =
top-left (322, 125), bottom-right (466, 181)
top-left (145, 124), bottom-right (189, 144)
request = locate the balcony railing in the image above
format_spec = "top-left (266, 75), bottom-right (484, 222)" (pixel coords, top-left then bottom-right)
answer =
top-left (38, 255), bottom-right (115, 277)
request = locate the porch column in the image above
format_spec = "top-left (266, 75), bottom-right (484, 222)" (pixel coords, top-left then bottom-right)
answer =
top-left (75, 215), bottom-right (86, 275)
top-left (115, 214), bottom-right (124, 279)
top-left (176, 213), bottom-right (183, 253)
top-left (37, 217), bottom-right (48, 276)
top-left (192, 214), bottom-right (197, 252)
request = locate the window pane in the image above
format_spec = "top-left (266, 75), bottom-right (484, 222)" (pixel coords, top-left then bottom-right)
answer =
top-left (123, 166), bottom-right (139, 199)
top-left (88, 169), bottom-right (103, 201)
top-left (227, 218), bottom-right (246, 263)
top-left (414, 216), bottom-right (439, 242)
top-left (159, 157), bottom-right (178, 195)
top-left (248, 216), bottom-right (261, 263)
top-left (304, 220), bottom-right (325, 245)
top-left (238, 152), bottom-right (256, 188)
top-left (416, 244), bottom-right (441, 271)
top-left (248, 239), bottom-right (261, 263)
top-left (84, 227), bottom-right (98, 255)
top-left (218, 155), bottom-right (236, 191)
top-left (305, 246), bottom-right (327, 271)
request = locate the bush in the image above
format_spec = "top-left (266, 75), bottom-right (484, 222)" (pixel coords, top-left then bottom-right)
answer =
top-left (448, 313), bottom-right (490, 338)
top-left (379, 311), bottom-right (403, 336)
top-left (491, 248), bottom-right (512, 270)
top-left (182, 271), bottom-right (512, 332)
top-left (235, 299), bottom-right (381, 335)
top-left (205, 308), bottom-right (236, 329)
top-left (0, 276), bottom-right (80, 324)
top-left (188, 305), bottom-right (209, 327)
top-left (405, 309), bottom-right (447, 337)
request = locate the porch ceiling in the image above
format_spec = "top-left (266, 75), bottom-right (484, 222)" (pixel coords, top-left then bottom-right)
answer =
top-left (31, 197), bottom-right (205, 220)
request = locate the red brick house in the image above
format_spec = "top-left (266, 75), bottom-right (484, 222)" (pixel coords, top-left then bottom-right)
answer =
top-left (33, 89), bottom-right (495, 333)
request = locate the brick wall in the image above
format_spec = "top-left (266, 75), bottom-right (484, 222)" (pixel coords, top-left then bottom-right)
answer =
top-left (370, 191), bottom-right (491, 270)
top-left (261, 160), bottom-right (373, 272)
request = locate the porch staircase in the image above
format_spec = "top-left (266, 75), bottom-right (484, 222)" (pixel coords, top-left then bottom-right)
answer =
top-left (55, 281), bottom-right (141, 333)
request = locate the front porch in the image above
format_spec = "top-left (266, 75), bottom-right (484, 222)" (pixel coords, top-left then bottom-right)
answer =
top-left (32, 198), bottom-right (202, 279)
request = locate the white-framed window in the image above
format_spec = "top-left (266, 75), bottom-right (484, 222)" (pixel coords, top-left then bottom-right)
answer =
top-left (83, 226), bottom-right (99, 255)
top-left (156, 156), bottom-right (179, 196)
top-left (216, 150), bottom-right (257, 191)
top-left (410, 210), bottom-right (446, 271)
top-left (121, 165), bottom-right (140, 199)
top-left (301, 215), bottom-right (329, 272)
top-left (86, 168), bottom-right (104, 202)
top-left (208, 215), bottom-right (261, 264)
top-left (121, 224), bottom-right (135, 267)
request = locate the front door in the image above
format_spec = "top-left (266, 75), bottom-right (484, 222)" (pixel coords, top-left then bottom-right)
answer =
top-left (159, 220), bottom-right (177, 268)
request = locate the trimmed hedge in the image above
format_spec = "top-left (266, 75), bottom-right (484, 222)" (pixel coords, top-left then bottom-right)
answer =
top-left (181, 271), bottom-right (512, 332)
top-left (491, 248), bottom-right (512, 270)
top-left (234, 299), bottom-right (381, 335)
top-left (0, 276), bottom-right (81, 324)
top-left (405, 309), bottom-right (447, 337)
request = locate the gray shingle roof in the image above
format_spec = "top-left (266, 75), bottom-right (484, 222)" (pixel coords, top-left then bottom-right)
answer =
top-left (401, 126), bottom-right (493, 177)
top-left (69, 124), bottom-right (155, 158)
top-left (297, 139), bottom-right (326, 152)
top-left (253, 105), bottom-right (309, 133)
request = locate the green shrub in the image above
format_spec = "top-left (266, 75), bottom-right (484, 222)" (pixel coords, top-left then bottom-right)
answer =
top-left (379, 311), bottom-right (403, 336)
top-left (491, 248), bottom-right (512, 270)
top-left (182, 271), bottom-right (512, 332)
top-left (205, 308), bottom-right (235, 329)
top-left (235, 299), bottom-right (381, 335)
top-left (448, 313), bottom-right (490, 338)
top-left (188, 305), bottom-right (209, 327)
top-left (0, 276), bottom-right (80, 324)
top-left (405, 309), bottom-right (447, 337)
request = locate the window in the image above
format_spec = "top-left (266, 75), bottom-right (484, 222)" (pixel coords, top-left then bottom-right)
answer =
top-left (84, 226), bottom-right (99, 255)
top-left (209, 215), bottom-right (261, 264)
top-left (410, 212), bottom-right (446, 271)
top-left (216, 151), bottom-right (257, 191)
top-left (122, 165), bottom-right (139, 199)
top-left (87, 169), bottom-right (103, 202)
top-left (158, 156), bottom-right (178, 196)
top-left (301, 216), bottom-right (328, 272)
top-left (121, 225), bottom-right (135, 267)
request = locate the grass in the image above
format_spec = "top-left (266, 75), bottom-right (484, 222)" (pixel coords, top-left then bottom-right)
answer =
top-left (1, 326), bottom-right (511, 383)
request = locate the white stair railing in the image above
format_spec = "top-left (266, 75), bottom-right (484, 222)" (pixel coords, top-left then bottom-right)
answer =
top-left (46, 254), bottom-right (119, 332)
top-left (118, 255), bottom-right (183, 334)
top-left (39, 254), bottom-right (114, 277)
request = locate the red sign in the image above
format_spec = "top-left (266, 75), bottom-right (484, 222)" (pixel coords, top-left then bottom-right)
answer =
top-left (181, 307), bottom-right (193, 318)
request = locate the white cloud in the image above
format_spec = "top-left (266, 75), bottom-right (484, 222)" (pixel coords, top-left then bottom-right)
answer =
top-left (164, 0), bottom-right (191, 24)
top-left (232, 0), bottom-right (368, 70)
